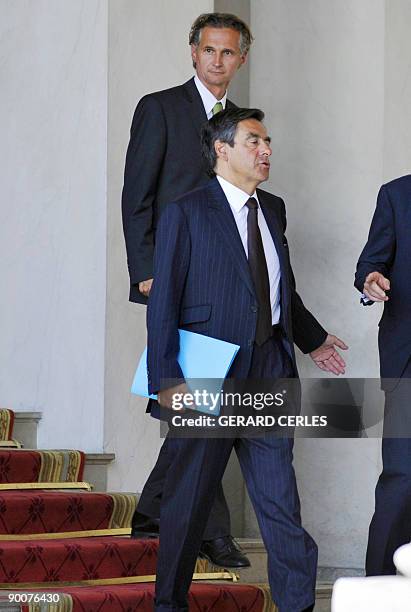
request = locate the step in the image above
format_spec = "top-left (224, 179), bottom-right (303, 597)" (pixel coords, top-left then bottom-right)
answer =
top-left (236, 539), bottom-right (334, 586)
top-left (0, 491), bottom-right (136, 535)
top-left (236, 538), bottom-right (268, 583)
top-left (12, 412), bottom-right (42, 449)
top-left (0, 449), bottom-right (85, 484)
top-left (314, 583), bottom-right (333, 612)
top-left (0, 535), bottom-right (332, 609)
top-left (0, 536), bottom-right (158, 585)
top-left (0, 410), bottom-right (15, 445)
top-left (222, 540), bottom-right (333, 610)
top-left (7, 582), bottom-right (268, 612)
top-left (0, 450), bottom-right (43, 483)
top-left (83, 453), bottom-right (115, 492)
top-left (0, 449), bottom-right (115, 494)
top-left (0, 581), bottom-right (331, 612)
top-left (0, 530), bottom-right (332, 610)
top-left (237, 541), bottom-right (335, 591)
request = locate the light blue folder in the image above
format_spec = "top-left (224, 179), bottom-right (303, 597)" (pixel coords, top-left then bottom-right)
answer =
top-left (131, 330), bottom-right (240, 415)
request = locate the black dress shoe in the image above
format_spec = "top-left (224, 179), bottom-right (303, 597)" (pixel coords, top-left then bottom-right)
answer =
top-left (130, 511), bottom-right (159, 539)
top-left (199, 536), bottom-right (251, 568)
top-left (302, 605), bottom-right (314, 612)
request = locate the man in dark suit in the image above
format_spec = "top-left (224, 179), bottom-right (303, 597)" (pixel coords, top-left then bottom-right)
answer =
top-left (355, 175), bottom-right (411, 576)
top-left (122, 13), bottom-right (253, 566)
top-left (148, 108), bottom-right (347, 612)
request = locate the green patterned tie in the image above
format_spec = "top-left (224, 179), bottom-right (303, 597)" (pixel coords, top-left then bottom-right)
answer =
top-left (212, 102), bottom-right (223, 116)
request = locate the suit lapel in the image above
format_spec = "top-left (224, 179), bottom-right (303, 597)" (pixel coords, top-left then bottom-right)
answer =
top-left (181, 78), bottom-right (236, 137)
top-left (206, 181), bottom-right (292, 330)
top-left (206, 179), bottom-right (256, 298)
top-left (181, 78), bottom-right (208, 138)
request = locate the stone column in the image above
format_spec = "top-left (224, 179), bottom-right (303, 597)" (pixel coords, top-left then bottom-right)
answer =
top-left (0, 0), bottom-right (108, 451)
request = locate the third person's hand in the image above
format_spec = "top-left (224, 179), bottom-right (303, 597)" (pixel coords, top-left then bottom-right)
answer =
top-left (363, 271), bottom-right (390, 302)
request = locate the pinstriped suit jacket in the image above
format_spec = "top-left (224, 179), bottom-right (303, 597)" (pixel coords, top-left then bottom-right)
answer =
top-left (147, 178), bottom-right (327, 401)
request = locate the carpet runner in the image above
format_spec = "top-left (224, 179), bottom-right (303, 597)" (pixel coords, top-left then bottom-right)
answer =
top-left (18, 583), bottom-right (271, 612)
top-left (0, 491), bottom-right (136, 535)
top-left (0, 410), bottom-right (278, 611)
top-left (0, 537), bottom-right (238, 587)
top-left (0, 408), bottom-right (20, 448)
top-left (0, 537), bottom-right (158, 584)
top-left (0, 450), bottom-right (85, 483)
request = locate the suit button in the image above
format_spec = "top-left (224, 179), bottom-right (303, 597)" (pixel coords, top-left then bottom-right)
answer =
top-left (251, 305), bottom-right (258, 313)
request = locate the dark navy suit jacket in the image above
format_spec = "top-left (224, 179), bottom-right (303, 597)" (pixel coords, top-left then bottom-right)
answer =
top-left (355, 174), bottom-right (411, 384)
top-left (121, 78), bottom-right (236, 304)
top-left (147, 178), bottom-right (327, 402)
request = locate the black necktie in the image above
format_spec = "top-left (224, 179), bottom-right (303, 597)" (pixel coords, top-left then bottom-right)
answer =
top-left (246, 197), bottom-right (273, 346)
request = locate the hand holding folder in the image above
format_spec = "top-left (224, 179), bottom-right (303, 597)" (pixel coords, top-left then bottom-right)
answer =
top-left (131, 330), bottom-right (240, 414)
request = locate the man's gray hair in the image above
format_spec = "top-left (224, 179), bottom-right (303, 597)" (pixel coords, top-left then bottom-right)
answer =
top-left (189, 13), bottom-right (253, 57)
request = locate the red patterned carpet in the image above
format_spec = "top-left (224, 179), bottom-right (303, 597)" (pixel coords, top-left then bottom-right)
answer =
top-left (0, 536), bottom-right (158, 583)
top-left (20, 582), bottom-right (265, 612)
top-left (0, 449), bottom-right (85, 483)
top-left (0, 491), bottom-right (115, 534)
top-left (0, 450), bottom-right (41, 482)
top-left (0, 409), bottom-right (277, 611)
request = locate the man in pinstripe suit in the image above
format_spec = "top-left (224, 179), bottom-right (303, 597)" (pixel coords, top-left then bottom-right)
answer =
top-left (122, 13), bottom-right (253, 566)
top-left (147, 107), bottom-right (347, 612)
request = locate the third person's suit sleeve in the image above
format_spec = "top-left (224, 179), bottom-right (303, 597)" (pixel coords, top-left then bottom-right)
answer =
top-left (354, 184), bottom-right (396, 293)
top-left (121, 95), bottom-right (167, 286)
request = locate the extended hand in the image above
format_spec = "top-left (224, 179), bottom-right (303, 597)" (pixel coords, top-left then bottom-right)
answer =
top-left (310, 334), bottom-right (348, 375)
top-left (139, 278), bottom-right (153, 297)
top-left (363, 271), bottom-right (390, 302)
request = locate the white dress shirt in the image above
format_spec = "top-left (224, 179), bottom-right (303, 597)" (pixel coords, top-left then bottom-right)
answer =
top-left (194, 75), bottom-right (227, 119)
top-left (216, 176), bottom-right (281, 325)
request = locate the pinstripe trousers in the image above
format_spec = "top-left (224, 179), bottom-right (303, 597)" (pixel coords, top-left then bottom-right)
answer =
top-left (154, 334), bottom-right (317, 612)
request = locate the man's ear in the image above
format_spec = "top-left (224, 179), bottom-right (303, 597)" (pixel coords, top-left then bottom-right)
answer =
top-left (214, 139), bottom-right (228, 162)
top-left (238, 52), bottom-right (248, 69)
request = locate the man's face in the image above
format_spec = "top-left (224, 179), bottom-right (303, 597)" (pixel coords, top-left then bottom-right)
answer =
top-left (191, 27), bottom-right (246, 91)
top-left (222, 119), bottom-right (272, 185)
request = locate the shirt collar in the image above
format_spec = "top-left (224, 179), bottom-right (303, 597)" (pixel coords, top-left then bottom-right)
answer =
top-left (216, 175), bottom-right (258, 213)
top-left (194, 75), bottom-right (227, 116)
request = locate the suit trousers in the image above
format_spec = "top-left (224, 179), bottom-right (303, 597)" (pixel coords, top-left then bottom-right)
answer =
top-left (135, 438), bottom-right (230, 539)
top-left (366, 359), bottom-right (411, 575)
top-left (154, 333), bottom-right (317, 612)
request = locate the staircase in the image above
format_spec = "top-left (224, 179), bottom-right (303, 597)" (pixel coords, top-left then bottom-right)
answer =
top-left (0, 409), bottom-right (278, 612)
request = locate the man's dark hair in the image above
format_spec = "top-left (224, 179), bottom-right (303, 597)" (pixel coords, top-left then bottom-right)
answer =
top-left (189, 13), bottom-right (253, 59)
top-left (201, 108), bottom-right (265, 177)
